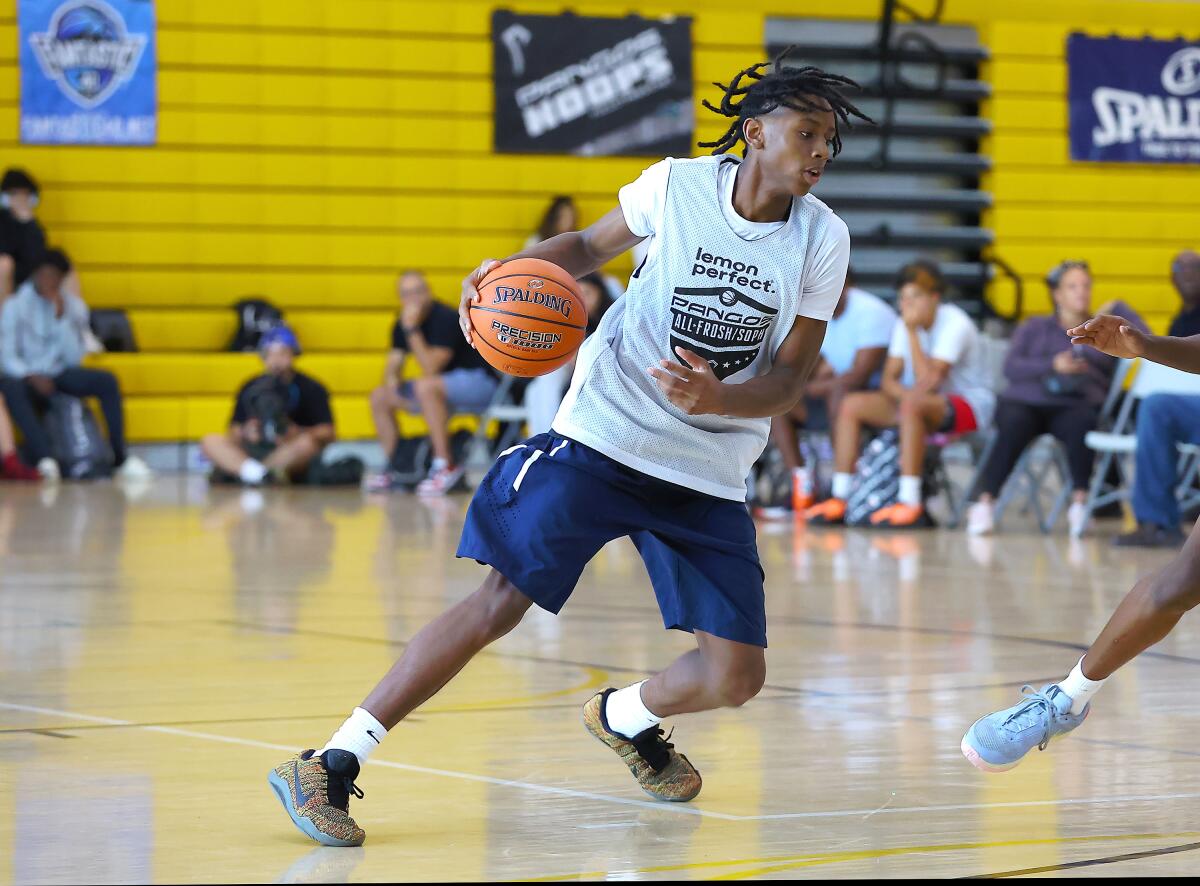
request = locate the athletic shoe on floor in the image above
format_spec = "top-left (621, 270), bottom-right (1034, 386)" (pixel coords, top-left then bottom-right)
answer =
top-left (1067, 501), bottom-right (1089, 538)
top-left (582, 689), bottom-right (701, 802)
top-left (804, 497), bottom-right (846, 525)
top-left (869, 502), bottom-right (934, 528)
top-left (966, 501), bottom-right (994, 536)
top-left (268, 749), bottom-right (366, 847)
top-left (416, 464), bottom-right (466, 497)
top-left (37, 457), bottom-right (60, 482)
top-left (791, 471), bottom-right (814, 513)
top-left (115, 455), bottom-right (154, 481)
top-left (1, 452), bottom-right (40, 481)
top-left (961, 683), bottom-right (1089, 773)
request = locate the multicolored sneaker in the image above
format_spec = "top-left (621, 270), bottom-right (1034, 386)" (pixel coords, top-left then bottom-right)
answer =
top-left (582, 689), bottom-right (702, 802)
top-left (268, 749), bottom-right (366, 847)
top-left (416, 464), bottom-right (466, 497)
top-left (869, 502), bottom-right (934, 528)
top-left (961, 684), bottom-right (1089, 773)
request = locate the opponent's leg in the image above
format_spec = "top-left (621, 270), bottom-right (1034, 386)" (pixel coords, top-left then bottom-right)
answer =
top-left (962, 518), bottom-right (1200, 772)
top-left (269, 570), bottom-right (533, 845)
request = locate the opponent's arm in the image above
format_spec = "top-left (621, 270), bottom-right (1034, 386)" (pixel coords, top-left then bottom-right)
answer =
top-left (648, 315), bottom-right (828, 419)
top-left (1070, 314), bottom-right (1200, 375)
top-left (459, 208), bottom-right (642, 346)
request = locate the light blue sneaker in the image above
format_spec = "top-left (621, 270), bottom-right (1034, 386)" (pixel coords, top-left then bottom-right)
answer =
top-left (961, 684), bottom-right (1089, 773)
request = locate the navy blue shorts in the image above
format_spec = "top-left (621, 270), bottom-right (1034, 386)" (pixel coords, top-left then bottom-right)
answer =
top-left (456, 432), bottom-right (767, 647)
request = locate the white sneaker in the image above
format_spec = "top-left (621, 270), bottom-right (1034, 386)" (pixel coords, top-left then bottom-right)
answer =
top-left (416, 464), bottom-right (466, 497)
top-left (966, 501), bottom-right (994, 536)
top-left (1067, 501), bottom-right (1089, 538)
top-left (116, 454), bottom-right (154, 480)
top-left (37, 457), bottom-right (61, 482)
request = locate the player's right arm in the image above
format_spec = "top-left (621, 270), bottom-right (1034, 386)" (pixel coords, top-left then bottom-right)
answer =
top-left (1070, 314), bottom-right (1200, 374)
top-left (458, 208), bottom-right (644, 347)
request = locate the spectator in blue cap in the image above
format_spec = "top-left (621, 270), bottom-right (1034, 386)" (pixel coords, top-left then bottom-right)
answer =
top-left (201, 325), bottom-right (335, 485)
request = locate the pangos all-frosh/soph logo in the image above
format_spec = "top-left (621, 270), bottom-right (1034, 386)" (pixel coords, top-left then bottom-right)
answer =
top-left (671, 292), bottom-right (778, 381)
top-left (28, 1), bottom-right (146, 110)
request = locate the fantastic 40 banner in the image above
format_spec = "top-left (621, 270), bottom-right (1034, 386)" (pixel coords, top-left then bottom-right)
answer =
top-left (19, 0), bottom-right (156, 145)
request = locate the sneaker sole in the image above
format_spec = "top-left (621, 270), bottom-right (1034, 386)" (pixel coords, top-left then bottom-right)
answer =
top-left (580, 708), bottom-right (699, 803)
top-left (267, 770), bottom-right (363, 847)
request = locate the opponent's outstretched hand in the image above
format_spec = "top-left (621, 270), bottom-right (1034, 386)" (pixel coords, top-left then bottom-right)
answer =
top-left (459, 258), bottom-right (502, 349)
top-left (649, 346), bottom-right (725, 415)
top-left (1067, 314), bottom-right (1148, 360)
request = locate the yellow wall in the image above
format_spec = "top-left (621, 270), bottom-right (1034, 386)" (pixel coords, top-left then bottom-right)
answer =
top-left (1, 0), bottom-right (1197, 439)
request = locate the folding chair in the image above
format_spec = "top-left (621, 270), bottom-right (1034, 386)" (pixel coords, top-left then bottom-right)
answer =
top-left (986, 358), bottom-right (1135, 533)
top-left (466, 375), bottom-right (530, 472)
top-left (1081, 359), bottom-right (1200, 530)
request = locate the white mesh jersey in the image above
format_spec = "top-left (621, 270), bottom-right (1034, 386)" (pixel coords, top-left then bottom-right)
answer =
top-left (553, 154), bottom-right (850, 501)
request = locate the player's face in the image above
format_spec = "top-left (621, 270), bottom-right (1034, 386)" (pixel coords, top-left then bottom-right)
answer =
top-left (1053, 267), bottom-right (1092, 315)
top-left (263, 343), bottom-right (295, 376)
top-left (758, 103), bottom-right (837, 196)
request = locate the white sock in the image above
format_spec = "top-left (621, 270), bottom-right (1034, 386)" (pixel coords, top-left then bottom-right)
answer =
top-left (1059, 657), bottom-right (1106, 715)
top-left (792, 466), bottom-right (812, 496)
top-left (831, 472), bottom-right (853, 500)
top-left (321, 706), bottom-right (388, 766)
top-left (898, 475), bottom-right (922, 507)
top-left (430, 457), bottom-right (448, 472)
top-left (239, 459), bottom-right (267, 485)
top-left (604, 681), bottom-right (661, 739)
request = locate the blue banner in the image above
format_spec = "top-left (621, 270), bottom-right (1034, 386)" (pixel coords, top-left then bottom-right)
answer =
top-left (19, 0), bottom-right (156, 145)
top-left (1068, 33), bottom-right (1200, 164)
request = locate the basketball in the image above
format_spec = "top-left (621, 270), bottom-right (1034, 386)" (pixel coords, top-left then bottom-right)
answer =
top-left (469, 258), bottom-right (588, 377)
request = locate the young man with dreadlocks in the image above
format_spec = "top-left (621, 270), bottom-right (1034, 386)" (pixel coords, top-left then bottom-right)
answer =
top-left (268, 54), bottom-right (869, 847)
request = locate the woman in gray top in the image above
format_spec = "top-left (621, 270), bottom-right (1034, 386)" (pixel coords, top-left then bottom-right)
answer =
top-left (966, 260), bottom-right (1148, 537)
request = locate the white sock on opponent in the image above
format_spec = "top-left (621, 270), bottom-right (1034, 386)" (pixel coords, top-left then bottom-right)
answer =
top-left (239, 459), bottom-right (268, 485)
top-left (1059, 657), bottom-right (1106, 715)
top-left (604, 681), bottom-right (662, 739)
top-left (898, 475), bottom-right (922, 507)
top-left (322, 707), bottom-right (388, 766)
top-left (831, 472), bottom-right (853, 500)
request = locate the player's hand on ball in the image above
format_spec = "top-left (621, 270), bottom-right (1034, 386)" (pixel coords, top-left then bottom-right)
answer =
top-left (460, 258), bottom-right (502, 349)
top-left (649, 346), bottom-right (725, 415)
top-left (1068, 314), bottom-right (1148, 359)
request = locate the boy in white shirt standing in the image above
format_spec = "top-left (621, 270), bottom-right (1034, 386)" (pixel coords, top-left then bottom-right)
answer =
top-left (806, 260), bottom-right (994, 527)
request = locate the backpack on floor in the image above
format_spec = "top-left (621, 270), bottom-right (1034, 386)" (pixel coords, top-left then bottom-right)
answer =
top-left (845, 429), bottom-right (900, 527)
top-left (43, 394), bottom-right (115, 480)
top-left (386, 430), bottom-right (475, 490)
top-left (228, 298), bottom-right (285, 352)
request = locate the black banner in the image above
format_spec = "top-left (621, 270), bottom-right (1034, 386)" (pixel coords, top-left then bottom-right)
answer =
top-left (491, 9), bottom-right (693, 156)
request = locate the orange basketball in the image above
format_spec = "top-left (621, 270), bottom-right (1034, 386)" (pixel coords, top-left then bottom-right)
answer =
top-left (469, 258), bottom-right (588, 378)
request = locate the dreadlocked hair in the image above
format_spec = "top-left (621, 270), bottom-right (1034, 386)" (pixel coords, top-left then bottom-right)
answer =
top-left (699, 47), bottom-right (873, 158)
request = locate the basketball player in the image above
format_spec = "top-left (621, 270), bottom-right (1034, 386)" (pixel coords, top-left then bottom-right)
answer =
top-left (268, 53), bottom-right (869, 846)
top-left (963, 315), bottom-right (1200, 771)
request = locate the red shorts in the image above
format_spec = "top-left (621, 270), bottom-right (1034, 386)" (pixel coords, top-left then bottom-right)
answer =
top-left (943, 395), bottom-right (978, 435)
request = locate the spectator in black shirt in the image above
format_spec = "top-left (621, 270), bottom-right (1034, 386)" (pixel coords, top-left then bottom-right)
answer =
top-left (201, 326), bottom-right (335, 485)
top-left (368, 271), bottom-right (498, 494)
top-left (0, 168), bottom-right (48, 298)
top-left (1168, 250), bottom-right (1200, 338)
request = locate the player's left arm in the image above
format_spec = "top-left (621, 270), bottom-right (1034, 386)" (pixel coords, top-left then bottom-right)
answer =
top-left (649, 316), bottom-right (828, 418)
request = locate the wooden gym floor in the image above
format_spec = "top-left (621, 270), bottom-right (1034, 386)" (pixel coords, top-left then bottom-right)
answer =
top-left (3, 479), bottom-right (1200, 881)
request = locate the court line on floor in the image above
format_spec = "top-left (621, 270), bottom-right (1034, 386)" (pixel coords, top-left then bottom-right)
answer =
top-left (7, 698), bottom-right (1200, 826)
top-left (965, 839), bottom-right (1200, 878)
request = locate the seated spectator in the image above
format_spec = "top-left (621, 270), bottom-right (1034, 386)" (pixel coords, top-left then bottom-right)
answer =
top-left (0, 168), bottom-right (48, 299)
top-left (368, 271), bottom-right (498, 495)
top-left (1112, 392), bottom-right (1200, 548)
top-left (966, 261), bottom-right (1149, 537)
top-left (524, 273), bottom-right (614, 434)
top-left (0, 249), bottom-right (150, 481)
top-left (769, 268), bottom-right (897, 510)
top-left (201, 326), bottom-right (334, 485)
top-left (0, 395), bottom-right (39, 480)
top-left (1168, 250), bottom-right (1200, 338)
top-left (806, 260), bottom-right (995, 527)
top-left (524, 195), bottom-right (578, 250)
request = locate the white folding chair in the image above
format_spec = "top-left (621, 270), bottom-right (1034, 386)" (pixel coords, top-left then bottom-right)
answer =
top-left (1082, 359), bottom-right (1200, 529)
top-left (466, 376), bottom-right (529, 472)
